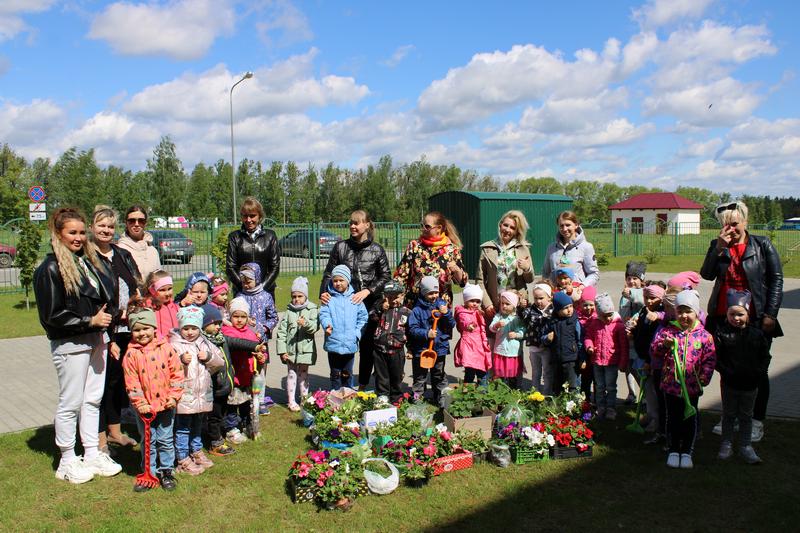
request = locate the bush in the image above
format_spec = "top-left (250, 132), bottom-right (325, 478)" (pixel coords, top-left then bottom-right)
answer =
top-left (211, 226), bottom-right (234, 275)
top-left (643, 249), bottom-right (660, 265)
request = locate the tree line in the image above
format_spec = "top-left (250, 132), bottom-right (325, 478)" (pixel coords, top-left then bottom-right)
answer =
top-left (1, 138), bottom-right (797, 226)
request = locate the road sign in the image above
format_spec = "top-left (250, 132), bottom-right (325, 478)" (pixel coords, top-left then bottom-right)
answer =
top-left (29, 212), bottom-right (46, 221)
top-left (28, 186), bottom-right (46, 203)
top-left (29, 203), bottom-right (46, 212)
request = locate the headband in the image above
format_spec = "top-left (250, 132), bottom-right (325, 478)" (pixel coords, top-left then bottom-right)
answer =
top-left (148, 276), bottom-right (174, 296)
top-left (533, 283), bottom-right (552, 297)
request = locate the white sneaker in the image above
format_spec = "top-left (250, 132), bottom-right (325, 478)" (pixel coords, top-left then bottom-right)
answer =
top-left (712, 419), bottom-right (738, 436)
top-left (740, 445), bottom-right (762, 465)
top-left (55, 457), bottom-right (94, 484)
top-left (751, 420), bottom-right (764, 443)
top-left (666, 452), bottom-right (680, 468)
top-left (718, 441), bottom-right (733, 460)
top-left (679, 453), bottom-right (694, 469)
top-left (226, 429), bottom-right (247, 444)
top-left (84, 452), bottom-right (122, 477)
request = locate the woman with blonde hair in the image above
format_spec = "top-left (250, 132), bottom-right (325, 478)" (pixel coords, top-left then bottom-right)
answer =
top-left (226, 197), bottom-right (280, 299)
top-left (33, 207), bottom-right (122, 484)
top-left (475, 210), bottom-right (534, 319)
top-left (394, 210), bottom-right (467, 306)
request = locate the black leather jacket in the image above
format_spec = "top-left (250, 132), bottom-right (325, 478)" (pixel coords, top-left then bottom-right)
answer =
top-left (700, 233), bottom-right (783, 337)
top-left (34, 254), bottom-right (117, 341)
top-left (226, 225), bottom-right (281, 294)
top-left (319, 238), bottom-right (391, 310)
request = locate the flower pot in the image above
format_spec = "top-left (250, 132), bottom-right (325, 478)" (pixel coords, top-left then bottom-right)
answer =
top-left (510, 447), bottom-right (550, 465)
top-left (406, 477), bottom-right (430, 488)
top-left (552, 444), bottom-right (593, 460)
top-left (288, 477), bottom-right (317, 503)
top-left (334, 497), bottom-right (354, 511)
top-left (471, 451), bottom-right (489, 464)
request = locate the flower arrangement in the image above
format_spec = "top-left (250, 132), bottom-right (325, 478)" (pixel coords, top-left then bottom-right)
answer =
top-left (456, 429), bottom-right (489, 455)
top-left (519, 423), bottom-right (556, 456)
top-left (315, 413), bottom-right (365, 446)
top-left (545, 415), bottom-right (595, 452)
top-left (288, 449), bottom-right (366, 508)
top-left (303, 390), bottom-right (330, 415)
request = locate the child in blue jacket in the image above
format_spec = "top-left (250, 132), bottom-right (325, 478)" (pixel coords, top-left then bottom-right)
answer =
top-left (408, 276), bottom-right (455, 407)
top-left (319, 265), bottom-right (368, 389)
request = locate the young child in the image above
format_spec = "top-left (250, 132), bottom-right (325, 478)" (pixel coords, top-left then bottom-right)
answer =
top-left (541, 292), bottom-right (583, 394)
top-left (145, 270), bottom-right (179, 338)
top-left (631, 283), bottom-right (667, 442)
top-left (408, 276), bottom-right (456, 407)
top-left (489, 290), bottom-right (526, 388)
top-left (221, 297), bottom-right (267, 441)
top-left (277, 277), bottom-right (319, 411)
top-left (209, 277), bottom-right (231, 326)
top-left (236, 262), bottom-right (277, 414)
top-left (122, 305), bottom-right (184, 492)
top-left (620, 261), bottom-right (646, 404)
top-left (169, 306), bottom-right (223, 475)
top-left (319, 265), bottom-right (368, 390)
top-left (371, 280), bottom-right (411, 402)
top-left (713, 290), bottom-right (770, 464)
top-left (554, 267), bottom-right (584, 302)
top-left (175, 272), bottom-right (211, 307)
top-left (650, 290), bottom-right (716, 469)
top-left (454, 283), bottom-right (492, 386)
top-left (199, 304), bottom-right (237, 456)
top-left (576, 285), bottom-right (597, 400)
top-left (519, 283), bottom-right (554, 393)
top-left (584, 293), bottom-right (629, 420)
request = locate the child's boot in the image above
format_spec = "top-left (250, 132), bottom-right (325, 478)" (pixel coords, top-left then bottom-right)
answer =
top-left (739, 446), bottom-right (762, 464)
top-left (159, 469), bottom-right (177, 491)
top-left (666, 452), bottom-right (680, 468)
top-left (718, 441), bottom-right (733, 460)
top-left (177, 456), bottom-right (204, 475)
top-left (192, 450), bottom-right (214, 469)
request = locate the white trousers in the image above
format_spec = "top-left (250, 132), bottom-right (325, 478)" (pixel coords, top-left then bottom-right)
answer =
top-left (52, 340), bottom-right (107, 458)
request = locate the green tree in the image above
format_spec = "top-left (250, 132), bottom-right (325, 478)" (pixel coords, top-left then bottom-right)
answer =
top-left (147, 136), bottom-right (186, 216)
top-left (360, 155), bottom-right (395, 221)
top-left (507, 176), bottom-right (564, 195)
top-left (186, 163), bottom-right (217, 219)
top-left (282, 161), bottom-right (302, 223)
top-left (258, 161), bottom-right (284, 223)
top-left (48, 147), bottom-right (102, 214)
top-left (0, 145), bottom-right (29, 220)
top-left (316, 163), bottom-right (348, 221)
top-left (295, 164), bottom-right (319, 222)
top-left (16, 220), bottom-right (42, 310)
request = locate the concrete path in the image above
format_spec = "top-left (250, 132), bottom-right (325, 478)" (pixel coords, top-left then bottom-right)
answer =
top-left (2, 271), bottom-right (798, 435)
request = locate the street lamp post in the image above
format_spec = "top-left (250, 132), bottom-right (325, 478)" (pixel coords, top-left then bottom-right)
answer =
top-left (230, 71), bottom-right (253, 222)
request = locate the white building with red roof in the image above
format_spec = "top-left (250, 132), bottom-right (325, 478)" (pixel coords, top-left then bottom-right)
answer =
top-left (608, 192), bottom-right (703, 235)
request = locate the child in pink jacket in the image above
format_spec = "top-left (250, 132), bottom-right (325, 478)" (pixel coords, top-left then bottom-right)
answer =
top-left (584, 293), bottom-right (629, 420)
top-left (650, 290), bottom-right (716, 469)
top-left (454, 284), bottom-right (492, 385)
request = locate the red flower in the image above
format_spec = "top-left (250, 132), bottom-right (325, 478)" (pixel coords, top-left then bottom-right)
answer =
top-left (585, 429), bottom-right (593, 439)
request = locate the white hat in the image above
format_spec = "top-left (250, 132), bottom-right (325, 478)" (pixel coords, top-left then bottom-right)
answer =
top-left (229, 296), bottom-right (250, 315)
top-left (462, 283), bottom-right (483, 303)
top-left (595, 292), bottom-right (615, 314)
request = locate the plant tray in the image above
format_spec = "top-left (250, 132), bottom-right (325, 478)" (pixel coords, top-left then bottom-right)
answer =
top-left (510, 446), bottom-right (550, 465)
top-left (289, 478), bottom-right (317, 504)
top-left (432, 452), bottom-right (474, 476)
top-left (552, 445), bottom-right (593, 460)
top-left (470, 451), bottom-right (489, 464)
top-left (443, 408), bottom-right (496, 441)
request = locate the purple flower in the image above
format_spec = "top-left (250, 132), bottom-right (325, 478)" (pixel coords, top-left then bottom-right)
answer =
top-left (330, 429), bottom-right (340, 438)
top-left (582, 412), bottom-right (593, 422)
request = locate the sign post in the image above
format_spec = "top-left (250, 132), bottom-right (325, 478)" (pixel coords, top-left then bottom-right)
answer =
top-left (28, 186), bottom-right (46, 221)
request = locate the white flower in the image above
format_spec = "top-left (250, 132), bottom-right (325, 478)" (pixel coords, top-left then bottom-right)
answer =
top-left (330, 459), bottom-right (340, 468)
top-left (305, 396), bottom-right (315, 405)
top-left (435, 423), bottom-right (448, 434)
top-left (345, 421), bottom-right (360, 430)
top-left (531, 430), bottom-right (545, 446)
top-left (331, 416), bottom-right (342, 424)
top-left (409, 447), bottom-right (417, 457)
top-left (546, 434), bottom-right (556, 447)
top-left (345, 463), bottom-right (350, 474)
top-left (566, 400), bottom-right (577, 413)
top-left (376, 395), bottom-right (390, 407)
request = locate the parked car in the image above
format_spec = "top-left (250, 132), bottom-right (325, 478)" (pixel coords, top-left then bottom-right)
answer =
top-left (0, 243), bottom-right (16, 268)
top-left (150, 230), bottom-right (194, 264)
top-left (278, 229), bottom-right (342, 258)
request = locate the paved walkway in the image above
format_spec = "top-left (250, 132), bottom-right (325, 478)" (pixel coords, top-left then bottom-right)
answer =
top-left (2, 272), bottom-right (798, 434)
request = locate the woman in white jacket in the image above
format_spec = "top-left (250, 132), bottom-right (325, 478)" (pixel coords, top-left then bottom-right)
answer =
top-left (541, 211), bottom-right (600, 287)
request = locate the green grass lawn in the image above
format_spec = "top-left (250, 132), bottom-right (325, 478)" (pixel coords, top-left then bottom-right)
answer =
top-left (601, 254), bottom-right (800, 278)
top-left (1, 407), bottom-right (797, 531)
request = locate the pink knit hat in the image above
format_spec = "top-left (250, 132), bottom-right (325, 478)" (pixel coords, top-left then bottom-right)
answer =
top-left (668, 271), bottom-right (701, 290)
top-left (211, 282), bottom-right (229, 298)
top-left (579, 285), bottom-right (597, 303)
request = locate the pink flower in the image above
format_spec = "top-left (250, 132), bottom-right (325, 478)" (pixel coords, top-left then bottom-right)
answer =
top-left (296, 463), bottom-right (311, 478)
top-left (533, 422), bottom-right (545, 432)
top-left (423, 444), bottom-right (436, 457)
top-left (441, 431), bottom-right (452, 441)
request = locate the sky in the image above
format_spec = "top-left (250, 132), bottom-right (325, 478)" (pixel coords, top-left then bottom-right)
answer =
top-left (1, 0), bottom-right (798, 195)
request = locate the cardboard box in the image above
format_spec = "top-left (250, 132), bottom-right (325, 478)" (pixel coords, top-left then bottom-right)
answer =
top-left (443, 408), bottom-right (495, 440)
top-left (363, 407), bottom-right (398, 433)
top-left (327, 387), bottom-right (358, 409)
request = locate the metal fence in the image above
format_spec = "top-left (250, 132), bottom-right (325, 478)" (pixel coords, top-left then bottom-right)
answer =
top-left (1, 218), bottom-right (798, 295)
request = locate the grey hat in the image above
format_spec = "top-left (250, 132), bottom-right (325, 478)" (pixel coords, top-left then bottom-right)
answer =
top-left (383, 280), bottom-right (404, 295)
top-left (625, 261), bottom-right (647, 281)
top-left (675, 289), bottom-right (701, 315)
top-left (595, 292), bottom-right (615, 314)
top-left (726, 289), bottom-right (751, 310)
top-left (420, 276), bottom-right (439, 296)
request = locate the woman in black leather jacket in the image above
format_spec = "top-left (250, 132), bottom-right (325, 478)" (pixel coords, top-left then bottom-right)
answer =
top-left (87, 205), bottom-right (142, 451)
top-left (33, 207), bottom-right (120, 484)
top-left (319, 210), bottom-right (391, 390)
top-left (701, 200), bottom-right (783, 441)
top-left (226, 197), bottom-right (280, 298)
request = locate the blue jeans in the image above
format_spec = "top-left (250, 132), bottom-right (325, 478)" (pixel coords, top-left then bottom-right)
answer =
top-left (175, 413), bottom-right (204, 460)
top-left (464, 367), bottom-right (488, 387)
top-left (593, 365), bottom-right (618, 411)
top-left (328, 352), bottom-right (354, 390)
top-left (135, 408), bottom-right (175, 474)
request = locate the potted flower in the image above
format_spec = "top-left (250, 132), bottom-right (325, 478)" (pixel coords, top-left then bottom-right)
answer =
top-left (287, 449), bottom-right (335, 503)
top-left (301, 390), bottom-right (330, 428)
top-left (514, 423), bottom-right (555, 464)
top-left (456, 429), bottom-right (490, 464)
top-left (430, 424), bottom-right (473, 475)
top-left (443, 383), bottom-right (496, 440)
top-left (546, 415), bottom-right (595, 459)
top-left (314, 453), bottom-right (366, 511)
top-left (404, 458), bottom-right (434, 488)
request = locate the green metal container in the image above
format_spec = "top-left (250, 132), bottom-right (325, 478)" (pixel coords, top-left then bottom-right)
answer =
top-left (428, 191), bottom-right (573, 278)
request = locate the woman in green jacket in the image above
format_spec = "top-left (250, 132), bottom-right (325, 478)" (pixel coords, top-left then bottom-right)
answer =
top-left (277, 277), bottom-right (320, 411)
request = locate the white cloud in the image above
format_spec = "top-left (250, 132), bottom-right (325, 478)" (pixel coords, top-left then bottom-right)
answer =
top-left (680, 137), bottom-right (723, 158)
top-left (88, 0), bottom-right (235, 60)
top-left (633, 0), bottom-right (714, 29)
top-left (0, 0), bottom-right (56, 42)
top-left (381, 45), bottom-right (415, 67)
top-left (0, 99), bottom-right (66, 146)
top-left (254, 0), bottom-right (313, 47)
top-left (123, 50), bottom-right (369, 122)
top-left (519, 88), bottom-right (629, 134)
top-left (547, 119), bottom-right (654, 149)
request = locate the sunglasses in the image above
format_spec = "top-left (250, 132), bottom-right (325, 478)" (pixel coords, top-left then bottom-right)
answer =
top-left (126, 217), bottom-right (146, 225)
top-left (421, 223), bottom-right (438, 230)
top-left (716, 202), bottom-right (738, 214)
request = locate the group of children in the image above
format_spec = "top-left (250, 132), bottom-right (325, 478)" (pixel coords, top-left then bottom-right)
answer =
top-left (120, 257), bottom-right (768, 491)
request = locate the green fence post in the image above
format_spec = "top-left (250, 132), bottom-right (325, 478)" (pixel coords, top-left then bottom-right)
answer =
top-left (612, 222), bottom-right (618, 257)
top-left (673, 223), bottom-right (678, 256)
top-left (210, 221), bottom-right (217, 274)
top-left (312, 222), bottom-right (318, 275)
top-left (395, 222), bottom-right (401, 263)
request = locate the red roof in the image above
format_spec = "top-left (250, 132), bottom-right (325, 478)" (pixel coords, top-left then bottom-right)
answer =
top-left (608, 192), bottom-right (703, 210)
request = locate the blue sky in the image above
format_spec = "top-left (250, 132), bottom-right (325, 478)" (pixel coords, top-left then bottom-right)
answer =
top-left (1, 0), bottom-right (798, 195)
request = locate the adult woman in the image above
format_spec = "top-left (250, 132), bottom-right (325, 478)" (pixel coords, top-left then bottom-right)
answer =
top-left (541, 211), bottom-right (599, 286)
top-left (33, 207), bottom-right (122, 484)
top-left (319, 210), bottom-right (391, 391)
top-left (226, 197), bottom-right (280, 298)
top-left (87, 206), bottom-right (142, 453)
top-left (116, 205), bottom-right (161, 281)
top-left (394, 211), bottom-right (467, 306)
top-left (701, 201), bottom-right (783, 441)
top-left (475, 210), bottom-right (534, 319)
